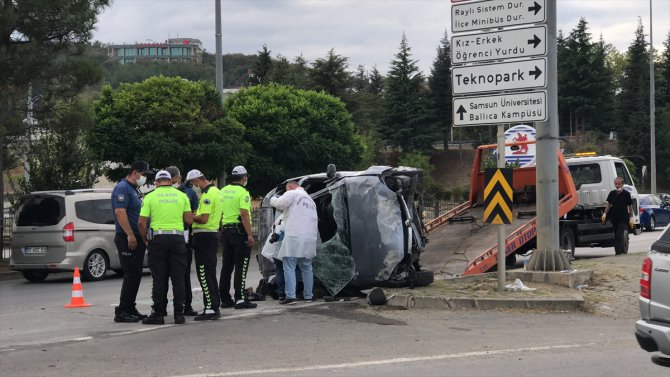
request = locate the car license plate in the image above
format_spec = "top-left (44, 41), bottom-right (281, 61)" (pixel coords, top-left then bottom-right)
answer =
top-left (23, 247), bottom-right (47, 255)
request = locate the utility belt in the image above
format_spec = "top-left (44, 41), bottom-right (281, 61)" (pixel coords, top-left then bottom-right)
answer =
top-left (148, 229), bottom-right (182, 240)
top-left (192, 229), bottom-right (219, 234)
top-left (222, 223), bottom-right (246, 235)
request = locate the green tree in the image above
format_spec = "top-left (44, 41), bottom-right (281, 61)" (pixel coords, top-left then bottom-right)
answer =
top-left (14, 100), bottom-right (102, 192)
top-left (368, 66), bottom-right (384, 95)
top-left (90, 76), bottom-right (249, 181)
top-left (309, 49), bottom-right (350, 98)
top-left (617, 20), bottom-right (650, 177)
top-left (383, 33), bottom-right (434, 152)
top-left (558, 20), bottom-right (618, 137)
top-left (427, 30), bottom-right (453, 150)
top-left (1, 0), bottom-right (110, 206)
top-left (224, 83), bottom-right (364, 197)
top-left (655, 33), bottom-right (670, 190)
top-left (249, 44), bottom-right (272, 85)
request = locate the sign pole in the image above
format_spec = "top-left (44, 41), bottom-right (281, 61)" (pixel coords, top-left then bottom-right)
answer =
top-left (497, 123), bottom-right (506, 291)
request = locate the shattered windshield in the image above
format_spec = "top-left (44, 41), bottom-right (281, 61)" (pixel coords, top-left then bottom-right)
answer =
top-left (346, 176), bottom-right (404, 287)
top-left (312, 184), bottom-right (356, 296)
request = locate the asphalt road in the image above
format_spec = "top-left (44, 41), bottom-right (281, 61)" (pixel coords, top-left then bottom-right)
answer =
top-left (1, 301), bottom-right (666, 377)
top-left (1, 229), bottom-right (667, 376)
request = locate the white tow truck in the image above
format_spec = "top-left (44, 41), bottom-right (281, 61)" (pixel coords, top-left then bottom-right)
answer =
top-left (561, 152), bottom-right (641, 256)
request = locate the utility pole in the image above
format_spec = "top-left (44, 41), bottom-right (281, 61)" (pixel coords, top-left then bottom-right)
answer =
top-left (531, 0), bottom-right (569, 270)
top-left (649, 0), bottom-right (656, 194)
top-left (215, 0), bottom-right (224, 105)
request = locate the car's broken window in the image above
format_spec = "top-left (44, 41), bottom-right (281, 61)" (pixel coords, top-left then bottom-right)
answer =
top-left (312, 185), bottom-right (356, 296)
top-left (346, 176), bottom-right (404, 286)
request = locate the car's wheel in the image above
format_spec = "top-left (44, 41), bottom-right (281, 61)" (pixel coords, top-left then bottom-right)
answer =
top-left (646, 216), bottom-right (656, 232)
top-left (413, 270), bottom-right (434, 287)
top-left (22, 270), bottom-right (48, 282)
top-left (81, 250), bottom-right (108, 281)
top-left (560, 226), bottom-right (576, 259)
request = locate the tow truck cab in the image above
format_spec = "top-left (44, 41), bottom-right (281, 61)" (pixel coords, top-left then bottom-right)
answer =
top-left (560, 154), bottom-right (641, 255)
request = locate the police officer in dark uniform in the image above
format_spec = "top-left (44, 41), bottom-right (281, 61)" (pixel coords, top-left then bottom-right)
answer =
top-left (166, 166), bottom-right (199, 316)
top-left (112, 160), bottom-right (152, 323)
top-left (138, 170), bottom-right (193, 325)
top-left (219, 166), bottom-right (257, 309)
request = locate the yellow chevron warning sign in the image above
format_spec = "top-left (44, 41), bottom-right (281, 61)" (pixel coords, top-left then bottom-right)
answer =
top-left (484, 168), bottom-right (513, 224)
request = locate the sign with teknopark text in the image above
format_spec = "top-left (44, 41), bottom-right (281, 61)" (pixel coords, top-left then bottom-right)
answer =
top-left (452, 0), bottom-right (546, 33)
top-left (452, 91), bottom-right (547, 127)
top-left (451, 25), bottom-right (546, 64)
top-left (452, 57), bottom-right (546, 95)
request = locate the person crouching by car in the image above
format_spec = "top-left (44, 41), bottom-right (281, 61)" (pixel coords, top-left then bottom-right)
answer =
top-left (138, 170), bottom-right (193, 325)
top-left (270, 181), bottom-right (318, 304)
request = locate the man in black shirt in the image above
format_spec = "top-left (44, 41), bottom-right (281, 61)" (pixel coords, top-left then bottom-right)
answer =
top-left (602, 177), bottom-right (634, 255)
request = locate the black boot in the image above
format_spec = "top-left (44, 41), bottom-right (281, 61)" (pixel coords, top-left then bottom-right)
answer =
top-left (142, 312), bottom-right (165, 325)
top-left (182, 306), bottom-right (198, 316)
top-left (114, 307), bottom-right (140, 323)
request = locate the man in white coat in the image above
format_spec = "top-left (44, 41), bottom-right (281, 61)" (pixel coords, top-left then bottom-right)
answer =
top-left (270, 181), bottom-right (318, 304)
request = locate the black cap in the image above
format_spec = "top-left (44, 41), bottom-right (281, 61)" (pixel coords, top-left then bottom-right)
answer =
top-left (130, 160), bottom-right (152, 174)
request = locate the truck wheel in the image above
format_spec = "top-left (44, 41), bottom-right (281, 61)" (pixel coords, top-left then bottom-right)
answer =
top-left (646, 217), bottom-right (656, 232)
top-left (22, 270), bottom-right (48, 282)
top-left (505, 253), bottom-right (516, 266)
top-left (560, 227), bottom-right (576, 259)
top-left (81, 250), bottom-right (108, 281)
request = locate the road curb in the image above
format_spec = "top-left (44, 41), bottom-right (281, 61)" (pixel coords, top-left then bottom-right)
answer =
top-left (0, 271), bottom-right (21, 281)
top-left (386, 294), bottom-right (585, 311)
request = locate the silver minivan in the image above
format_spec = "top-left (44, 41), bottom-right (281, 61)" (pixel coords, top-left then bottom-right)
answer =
top-left (10, 189), bottom-right (132, 282)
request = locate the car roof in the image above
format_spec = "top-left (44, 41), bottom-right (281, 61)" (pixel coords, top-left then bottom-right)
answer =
top-left (27, 189), bottom-right (113, 197)
top-left (282, 166), bottom-right (422, 184)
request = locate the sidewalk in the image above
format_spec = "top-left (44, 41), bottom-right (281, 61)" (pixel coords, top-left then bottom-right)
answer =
top-left (363, 253), bottom-right (645, 319)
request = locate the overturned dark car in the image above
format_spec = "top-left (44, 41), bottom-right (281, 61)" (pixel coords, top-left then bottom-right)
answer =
top-left (256, 165), bottom-right (433, 298)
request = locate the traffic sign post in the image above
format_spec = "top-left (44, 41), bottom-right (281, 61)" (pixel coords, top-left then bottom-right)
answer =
top-left (453, 91), bottom-right (546, 127)
top-left (451, 26), bottom-right (546, 64)
top-left (452, 0), bottom-right (546, 33)
top-left (452, 58), bottom-right (546, 95)
top-left (449, 0), bottom-right (559, 279)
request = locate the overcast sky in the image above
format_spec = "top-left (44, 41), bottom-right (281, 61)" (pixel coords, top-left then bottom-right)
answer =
top-left (93, 0), bottom-right (670, 75)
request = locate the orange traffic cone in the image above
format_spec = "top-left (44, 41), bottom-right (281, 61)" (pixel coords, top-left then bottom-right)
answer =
top-left (64, 267), bottom-right (92, 308)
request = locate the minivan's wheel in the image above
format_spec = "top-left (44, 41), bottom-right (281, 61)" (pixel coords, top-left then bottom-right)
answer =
top-left (560, 227), bottom-right (576, 259)
top-left (82, 250), bottom-right (108, 281)
top-left (22, 270), bottom-right (48, 282)
top-left (646, 216), bottom-right (656, 232)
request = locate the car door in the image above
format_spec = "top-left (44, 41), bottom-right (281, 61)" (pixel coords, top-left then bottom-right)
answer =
top-left (653, 195), bottom-right (670, 227)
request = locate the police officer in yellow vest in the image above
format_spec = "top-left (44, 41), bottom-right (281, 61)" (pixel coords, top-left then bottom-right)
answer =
top-left (138, 170), bottom-right (193, 325)
top-left (186, 169), bottom-right (224, 321)
top-left (219, 166), bottom-right (257, 309)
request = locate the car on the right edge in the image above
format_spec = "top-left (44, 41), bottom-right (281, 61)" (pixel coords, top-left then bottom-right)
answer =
top-left (635, 226), bottom-right (670, 366)
top-left (637, 194), bottom-right (670, 232)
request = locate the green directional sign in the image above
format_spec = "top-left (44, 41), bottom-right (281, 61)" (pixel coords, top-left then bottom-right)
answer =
top-left (484, 168), bottom-right (513, 224)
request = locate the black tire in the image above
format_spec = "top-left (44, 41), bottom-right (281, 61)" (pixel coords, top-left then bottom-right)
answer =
top-left (560, 226), bottom-right (576, 259)
top-left (413, 270), bottom-right (434, 287)
top-left (646, 216), bottom-right (656, 232)
top-left (505, 253), bottom-right (516, 266)
top-left (22, 270), bottom-right (48, 283)
top-left (81, 250), bottom-right (108, 281)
